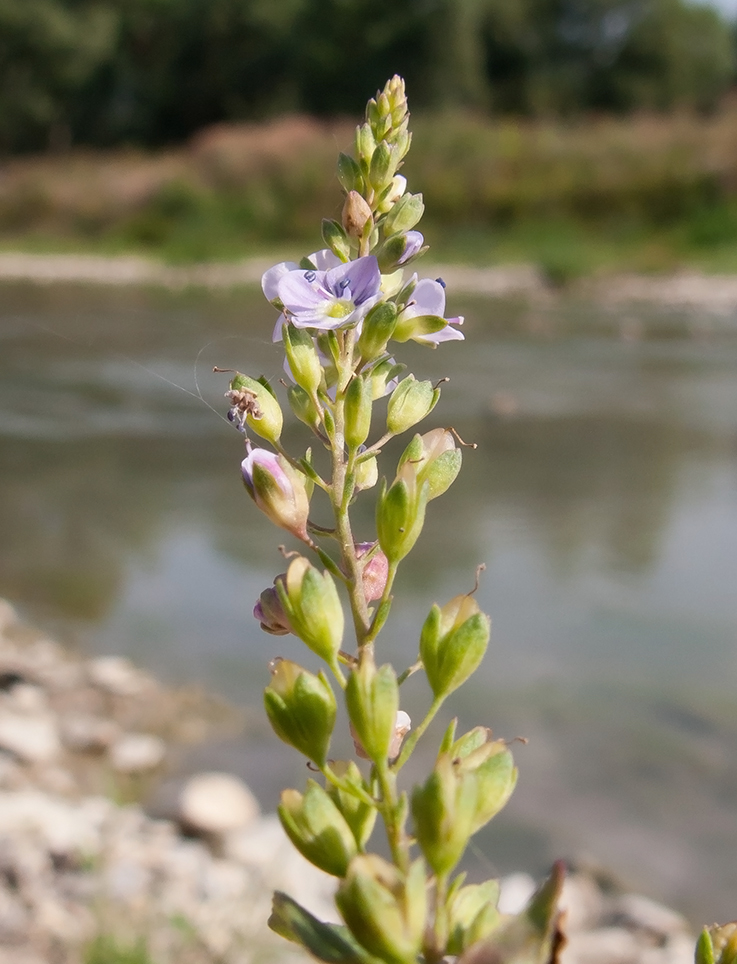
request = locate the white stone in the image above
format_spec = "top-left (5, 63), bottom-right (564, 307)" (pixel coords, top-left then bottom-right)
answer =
top-left (0, 712), bottom-right (60, 763)
top-left (0, 791), bottom-right (104, 856)
top-left (109, 733), bottom-right (166, 773)
top-left (179, 772), bottom-right (259, 836)
top-left (87, 656), bottom-right (151, 697)
top-left (560, 874), bottom-right (605, 932)
top-left (613, 894), bottom-right (690, 938)
top-left (61, 714), bottom-right (120, 752)
top-left (3, 684), bottom-right (47, 714)
top-left (561, 927), bottom-right (643, 964)
top-left (498, 872), bottom-right (537, 915)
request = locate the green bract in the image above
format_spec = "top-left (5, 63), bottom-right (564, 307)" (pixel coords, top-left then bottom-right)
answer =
top-left (345, 654), bottom-right (399, 765)
top-left (397, 428), bottom-right (462, 501)
top-left (278, 781), bottom-right (357, 877)
top-left (420, 594), bottom-right (490, 698)
top-left (264, 659), bottom-right (336, 767)
top-left (386, 375), bottom-right (440, 435)
top-left (376, 476), bottom-right (428, 563)
top-left (229, 372), bottom-right (283, 443)
top-left (277, 557), bottom-right (344, 664)
top-left (336, 856), bottom-right (427, 964)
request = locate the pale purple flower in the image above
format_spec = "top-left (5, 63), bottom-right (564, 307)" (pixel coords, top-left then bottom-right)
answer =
top-left (261, 249), bottom-right (342, 303)
top-left (397, 231), bottom-right (424, 266)
top-left (277, 256), bottom-right (382, 331)
top-left (398, 278), bottom-right (464, 346)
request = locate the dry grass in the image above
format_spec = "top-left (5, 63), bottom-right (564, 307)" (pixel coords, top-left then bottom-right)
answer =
top-left (3, 107), bottom-right (737, 272)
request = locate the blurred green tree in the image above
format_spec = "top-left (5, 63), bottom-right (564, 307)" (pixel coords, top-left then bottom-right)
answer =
top-left (0, 0), bottom-right (116, 150)
top-left (0, 0), bottom-right (733, 151)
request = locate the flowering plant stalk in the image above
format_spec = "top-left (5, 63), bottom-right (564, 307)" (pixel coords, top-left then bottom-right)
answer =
top-left (227, 77), bottom-right (564, 964)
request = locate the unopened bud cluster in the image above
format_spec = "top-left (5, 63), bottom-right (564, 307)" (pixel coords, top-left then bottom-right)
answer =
top-left (222, 76), bottom-right (567, 964)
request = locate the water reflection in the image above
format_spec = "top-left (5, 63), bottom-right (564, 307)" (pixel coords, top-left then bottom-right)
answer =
top-left (1, 282), bottom-right (736, 923)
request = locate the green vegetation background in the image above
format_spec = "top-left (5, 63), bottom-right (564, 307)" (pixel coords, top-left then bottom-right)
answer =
top-left (3, 0), bottom-right (737, 276)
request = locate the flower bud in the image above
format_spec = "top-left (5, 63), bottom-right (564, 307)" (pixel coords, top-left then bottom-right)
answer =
top-left (355, 455), bottom-right (378, 490)
top-left (241, 448), bottom-right (310, 541)
top-left (336, 855), bottom-right (427, 964)
top-left (384, 192), bottom-right (424, 236)
top-left (447, 880), bottom-right (501, 955)
top-left (355, 542), bottom-right (389, 602)
top-left (283, 325), bottom-right (323, 396)
top-left (367, 358), bottom-right (403, 400)
top-left (344, 374), bottom-right (373, 449)
top-left (376, 174), bottom-right (407, 214)
top-left (376, 476), bottom-right (428, 563)
top-left (386, 375), bottom-right (440, 436)
top-left (337, 152), bottom-right (364, 194)
top-left (325, 760), bottom-right (377, 849)
top-left (369, 142), bottom-right (398, 192)
top-left (345, 653), bottom-right (398, 765)
top-left (397, 428), bottom-right (462, 501)
top-left (278, 780), bottom-right (357, 877)
top-left (697, 924), bottom-right (737, 964)
top-left (277, 556), bottom-right (344, 663)
top-left (376, 230), bottom-right (425, 272)
top-left (355, 123), bottom-right (376, 166)
top-left (357, 301), bottom-right (397, 362)
top-left (419, 593), bottom-right (490, 699)
top-left (227, 373), bottom-right (283, 444)
top-left (264, 659), bottom-right (336, 766)
top-left (342, 191), bottom-right (373, 240)
top-left (411, 753), bottom-right (478, 876)
top-left (254, 576), bottom-right (291, 635)
top-left (287, 384), bottom-right (322, 433)
top-left (321, 218), bottom-right (351, 262)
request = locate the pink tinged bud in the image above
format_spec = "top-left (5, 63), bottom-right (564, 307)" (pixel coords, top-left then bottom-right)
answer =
top-left (355, 543), bottom-right (389, 602)
top-left (253, 578), bottom-right (292, 635)
top-left (241, 448), bottom-right (310, 541)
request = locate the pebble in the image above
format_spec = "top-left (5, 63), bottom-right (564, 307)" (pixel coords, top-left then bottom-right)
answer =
top-left (179, 771), bottom-right (259, 836)
top-left (87, 656), bottom-right (152, 697)
top-left (0, 712), bottom-right (61, 763)
top-left (109, 733), bottom-right (166, 773)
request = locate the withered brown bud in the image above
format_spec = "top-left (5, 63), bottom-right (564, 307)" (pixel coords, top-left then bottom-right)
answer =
top-left (342, 191), bottom-right (373, 239)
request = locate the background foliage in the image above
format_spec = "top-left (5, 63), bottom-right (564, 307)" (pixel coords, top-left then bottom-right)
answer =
top-left (0, 0), bottom-right (735, 152)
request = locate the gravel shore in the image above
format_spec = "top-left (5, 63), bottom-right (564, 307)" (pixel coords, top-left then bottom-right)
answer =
top-left (0, 600), bottom-right (702, 964)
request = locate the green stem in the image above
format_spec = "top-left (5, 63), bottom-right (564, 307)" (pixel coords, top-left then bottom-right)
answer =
top-left (392, 694), bottom-right (445, 771)
top-left (397, 659), bottom-right (423, 686)
top-left (329, 329), bottom-right (371, 644)
top-left (322, 763), bottom-right (377, 808)
top-left (375, 763), bottom-right (409, 874)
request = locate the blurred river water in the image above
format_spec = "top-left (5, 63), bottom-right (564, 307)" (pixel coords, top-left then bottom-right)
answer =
top-left (1, 280), bottom-right (736, 923)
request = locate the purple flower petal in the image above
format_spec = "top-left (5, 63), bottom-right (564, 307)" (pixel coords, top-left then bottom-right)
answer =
top-left (404, 278), bottom-right (446, 318)
top-left (262, 261), bottom-right (299, 302)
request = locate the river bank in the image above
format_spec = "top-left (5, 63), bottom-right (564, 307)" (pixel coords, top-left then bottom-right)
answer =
top-left (0, 599), bottom-right (703, 964)
top-left (2, 250), bottom-right (737, 314)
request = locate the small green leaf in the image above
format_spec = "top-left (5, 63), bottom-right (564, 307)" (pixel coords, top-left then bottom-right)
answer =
top-left (269, 891), bottom-right (376, 963)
